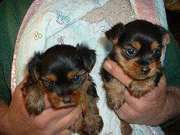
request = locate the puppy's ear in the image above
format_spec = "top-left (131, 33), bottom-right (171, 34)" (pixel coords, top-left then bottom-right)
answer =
top-left (105, 22), bottom-right (124, 45)
top-left (76, 44), bottom-right (96, 72)
top-left (28, 52), bottom-right (42, 81)
top-left (157, 25), bottom-right (170, 46)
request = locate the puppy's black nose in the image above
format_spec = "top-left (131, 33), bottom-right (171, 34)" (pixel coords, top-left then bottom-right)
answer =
top-left (63, 96), bottom-right (71, 103)
top-left (141, 66), bottom-right (150, 74)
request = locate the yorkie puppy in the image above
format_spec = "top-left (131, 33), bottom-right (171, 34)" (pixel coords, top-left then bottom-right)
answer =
top-left (101, 20), bottom-right (169, 135)
top-left (23, 44), bottom-right (103, 135)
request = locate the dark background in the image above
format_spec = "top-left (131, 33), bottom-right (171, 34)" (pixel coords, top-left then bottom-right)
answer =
top-left (163, 1), bottom-right (180, 134)
top-left (166, 10), bottom-right (180, 44)
top-left (0, 0), bottom-right (179, 134)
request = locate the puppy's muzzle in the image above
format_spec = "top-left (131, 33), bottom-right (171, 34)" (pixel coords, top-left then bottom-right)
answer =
top-left (141, 66), bottom-right (150, 74)
top-left (63, 95), bottom-right (72, 103)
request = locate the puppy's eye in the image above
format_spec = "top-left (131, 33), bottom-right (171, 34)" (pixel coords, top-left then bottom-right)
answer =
top-left (153, 49), bottom-right (161, 59)
top-left (42, 79), bottom-right (55, 90)
top-left (72, 75), bottom-right (81, 82)
top-left (125, 48), bottom-right (137, 58)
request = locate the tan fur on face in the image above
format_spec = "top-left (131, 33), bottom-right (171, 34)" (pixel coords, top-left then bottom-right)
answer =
top-left (151, 41), bottom-right (159, 50)
top-left (47, 78), bottom-right (91, 109)
top-left (47, 91), bottom-right (80, 108)
top-left (148, 60), bottom-right (161, 77)
top-left (131, 41), bottom-right (141, 50)
top-left (67, 71), bottom-right (78, 79)
top-left (114, 46), bottom-right (161, 80)
top-left (25, 72), bottom-right (103, 134)
top-left (114, 46), bottom-right (142, 79)
top-left (46, 74), bottom-right (57, 81)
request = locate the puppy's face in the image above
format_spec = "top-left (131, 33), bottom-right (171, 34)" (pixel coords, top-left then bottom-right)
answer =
top-left (28, 44), bottom-right (96, 108)
top-left (114, 40), bottom-right (162, 80)
top-left (106, 20), bottom-right (169, 80)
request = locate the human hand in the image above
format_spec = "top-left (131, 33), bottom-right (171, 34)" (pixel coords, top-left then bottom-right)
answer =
top-left (3, 78), bottom-right (81, 135)
top-left (103, 59), bottom-right (168, 125)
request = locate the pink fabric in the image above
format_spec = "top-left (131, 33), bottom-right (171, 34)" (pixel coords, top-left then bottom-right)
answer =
top-left (11, 0), bottom-right (44, 92)
top-left (135, 0), bottom-right (160, 24)
top-left (16, 0), bottom-right (43, 43)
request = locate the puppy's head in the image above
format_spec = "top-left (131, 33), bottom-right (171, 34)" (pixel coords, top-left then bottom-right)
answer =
top-left (28, 44), bottom-right (96, 108)
top-left (106, 20), bottom-right (169, 80)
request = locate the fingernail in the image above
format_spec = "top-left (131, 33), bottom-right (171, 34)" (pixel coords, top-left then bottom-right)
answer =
top-left (104, 61), bottom-right (112, 70)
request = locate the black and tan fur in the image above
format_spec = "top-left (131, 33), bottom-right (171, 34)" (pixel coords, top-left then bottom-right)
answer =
top-left (23, 44), bottom-right (103, 135)
top-left (101, 20), bottom-right (169, 135)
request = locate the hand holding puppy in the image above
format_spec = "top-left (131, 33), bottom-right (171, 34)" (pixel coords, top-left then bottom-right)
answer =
top-left (23, 44), bottom-right (103, 135)
top-left (0, 78), bottom-right (81, 135)
top-left (103, 59), bottom-right (168, 125)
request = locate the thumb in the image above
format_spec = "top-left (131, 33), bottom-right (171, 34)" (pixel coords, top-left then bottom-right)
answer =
top-left (12, 77), bottom-right (28, 101)
top-left (103, 59), bottom-right (132, 87)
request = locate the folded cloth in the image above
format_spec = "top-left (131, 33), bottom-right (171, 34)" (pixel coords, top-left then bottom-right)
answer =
top-left (11, 0), bottom-right (167, 134)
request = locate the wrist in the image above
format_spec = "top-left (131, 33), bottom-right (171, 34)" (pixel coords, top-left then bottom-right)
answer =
top-left (0, 102), bottom-right (10, 135)
top-left (157, 87), bottom-right (180, 124)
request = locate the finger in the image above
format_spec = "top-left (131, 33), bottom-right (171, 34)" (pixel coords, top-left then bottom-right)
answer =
top-left (34, 107), bottom-right (75, 127)
top-left (125, 78), bottom-right (167, 109)
top-left (53, 106), bottom-right (81, 132)
top-left (12, 77), bottom-right (29, 102)
top-left (56, 130), bottom-right (72, 135)
top-left (15, 78), bottom-right (28, 92)
top-left (10, 78), bottom-right (33, 117)
top-left (44, 94), bottom-right (52, 109)
top-left (157, 75), bottom-right (167, 88)
top-left (124, 75), bottom-right (167, 105)
top-left (124, 90), bottom-right (141, 110)
top-left (117, 102), bottom-right (139, 123)
top-left (103, 59), bottom-right (132, 87)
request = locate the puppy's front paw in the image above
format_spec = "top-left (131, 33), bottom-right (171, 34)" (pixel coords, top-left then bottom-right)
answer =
top-left (106, 92), bottom-right (125, 110)
top-left (25, 88), bottom-right (45, 115)
top-left (129, 80), bottom-right (153, 98)
top-left (121, 120), bottom-right (132, 135)
top-left (82, 114), bottom-right (103, 135)
top-left (130, 90), bottom-right (147, 98)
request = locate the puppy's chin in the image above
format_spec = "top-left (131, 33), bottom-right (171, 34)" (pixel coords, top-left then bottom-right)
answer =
top-left (126, 72), bottom-right (149, 80)
top-left (47, 91), bottom-right (81, 109)
top-left (127, 67), bottom-right (160, 80)
top-left (133, 73), bottom-right (152, 80)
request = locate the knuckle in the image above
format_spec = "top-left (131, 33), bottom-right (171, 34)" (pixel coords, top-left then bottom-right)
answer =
top-left (34, 119), bottom-right (46, 130)
top-left (113, 65), bottom-right (120, 74)
top-left (129, 111), bottom-right (139, 119)
top-left (119, 107), bottom-right (139, 123)
top-left (135, 104), bottom-right (144, 111)
top-left (129, 100), bottom-right (145, 112)
top-left (118, 109), bottom-right (129, 121)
